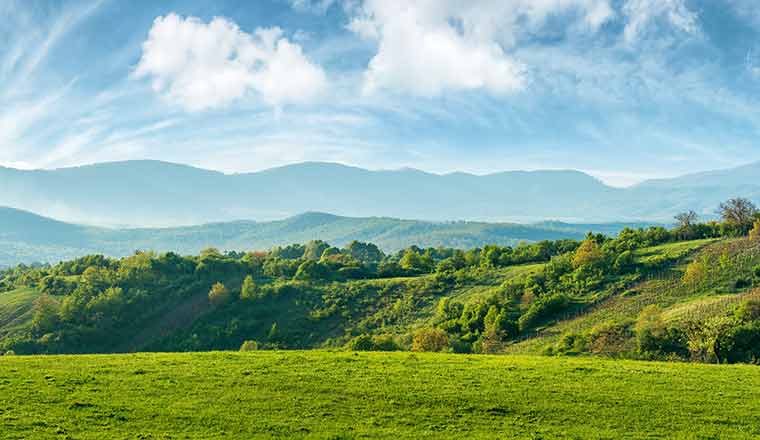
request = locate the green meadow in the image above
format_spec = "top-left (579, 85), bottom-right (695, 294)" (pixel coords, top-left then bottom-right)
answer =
top-left (1, 351), bottom-right (759, 439)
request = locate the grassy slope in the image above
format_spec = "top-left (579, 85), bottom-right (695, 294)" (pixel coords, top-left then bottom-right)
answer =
top-left (0, 288), bottom-right (40, 338)
top-left (1, 351), bottom-right (760, 439)
top-left (508, 238), bottom-right (758, 354)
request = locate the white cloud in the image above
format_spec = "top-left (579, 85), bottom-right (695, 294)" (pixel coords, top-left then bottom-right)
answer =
top-left (134, 13), bottom-right (327, 111)
top-left (289, 0), bottom-right (337, 15)
top-left (622, 0), bottom-right (698, 44)
top-left (346, 0), bottom-right (615, 97)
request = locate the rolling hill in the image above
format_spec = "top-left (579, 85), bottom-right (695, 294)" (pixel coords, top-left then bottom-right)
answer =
top-left (2, 160), bottom-right (759, 227)
top-left (0, 207), bottom-right (650, 267)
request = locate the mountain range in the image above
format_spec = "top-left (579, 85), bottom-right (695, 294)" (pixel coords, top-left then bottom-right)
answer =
top-left (2, 160), bottom-right (758, 227)
top-left (0, 207), bottom-right (651, 267)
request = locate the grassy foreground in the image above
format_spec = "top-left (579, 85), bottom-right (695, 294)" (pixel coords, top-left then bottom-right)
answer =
top-left (1, 352), bottom-right (760, 439)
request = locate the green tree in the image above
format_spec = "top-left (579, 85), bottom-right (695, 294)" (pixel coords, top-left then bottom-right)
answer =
top-left (344, 241), bottom-right (384, 264)
top-left (30, 295), bottom-right (60, 335)
top-left (208, 282), bottom-right (230, 306)
top-left (572, 239), bottom-right (604, 269)
top-left (240, 276), bottom-right (258, 300)
top-left (303, 240), bottom-right (331, 261)
top-left (718, 198), bottom-right (758, 236)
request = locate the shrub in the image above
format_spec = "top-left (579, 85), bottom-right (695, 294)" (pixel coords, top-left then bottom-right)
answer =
top-left (208, 282), bottom-right (230, 306)
top-left (240, 340), bottom-right (259, 352)
top-left (371, 335), bottom-right (400, 352)
top-left (346, 335), bottom-right (375, 351)
top-left (684, 316), bottom-right (736, 363)
top-left (682, 259), bottom-right (708, 287)
top-left (754, 265), bottom-right (760, 280)
top-left (735, 297), bottom-right (760, 323)
top-left (588, 321), bottom-right (634, 355)
top-left (734, 278), bottom-right (752, 290)
top-left (750, 219), bottom-right (760, 241)
top-left (411, 328), bottom-right (449, 352)
top-left (613, 250), bottom-right (636, 273)
top-left (718, 322), bottom-right (760, 364)
top-left (518, 294), bottom-right (570, 332)
top-left (553, 332), bottom-right (588, 355)
top-left (635, 306), bottom-right (688, 358)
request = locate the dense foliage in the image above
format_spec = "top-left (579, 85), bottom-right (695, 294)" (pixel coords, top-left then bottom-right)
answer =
top-left (1, 199), bottom-right (759, 363)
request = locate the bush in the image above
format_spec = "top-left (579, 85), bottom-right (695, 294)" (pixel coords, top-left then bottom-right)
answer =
top-left (553, 332), bottom-right (588, 355)
top-left (735, 298), bottom-right (760, 323)
top-left (588, 321), bottom-right (634, 355)
top-left (718, 322), bottom-right (760, 364)
top-left (371, 335), bottom-right (400, 352)
top-left (635, 306), bottom-right (689, 359)
top-left (754, 265), bottom-right (760, 280)
top-left (518, 294), bottom-right (570, 332)
top-left (734, 278), bottom-right (752, 290)
top-left (411, 328), bottom-right (449, 352)
top-left (346, 334), bottom-right (375, 351)
top-left (240, 340), bottom-right (259, 352)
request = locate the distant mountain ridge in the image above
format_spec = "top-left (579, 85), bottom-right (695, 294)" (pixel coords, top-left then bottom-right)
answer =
top-left (0, 160), bottom-right (758, 227)
top-left (0, 207), bottom-right (654, 267)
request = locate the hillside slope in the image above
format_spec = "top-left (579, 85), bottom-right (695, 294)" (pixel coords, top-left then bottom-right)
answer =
top-left (0, 207), bottom-right (649, 266)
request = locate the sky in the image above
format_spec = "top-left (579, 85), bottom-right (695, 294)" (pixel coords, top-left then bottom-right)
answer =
top-left (2, 0), bottom-right (760, 186)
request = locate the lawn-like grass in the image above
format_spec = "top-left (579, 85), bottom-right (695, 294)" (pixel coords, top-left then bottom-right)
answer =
top-left (1, 351), bottom-right (759, 439)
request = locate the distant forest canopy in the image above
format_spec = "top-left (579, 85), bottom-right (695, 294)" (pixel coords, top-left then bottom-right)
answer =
top-left (2, 160), bottom-right (760, 227)
top-left (0, 207), bottom-right (657, 268)
top-left (1, 197), bottom-right (760, 363)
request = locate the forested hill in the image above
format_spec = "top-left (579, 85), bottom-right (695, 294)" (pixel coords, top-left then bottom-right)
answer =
top-left (0, 207), bottom-right (652, 267)
top-left (2, 160), bottom-right (760, 227)
top-left (2, 207), bottom-right (759, 362)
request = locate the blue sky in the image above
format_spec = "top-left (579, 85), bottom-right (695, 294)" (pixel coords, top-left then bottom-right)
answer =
top-left (2, 0), bottom-right (760, 186)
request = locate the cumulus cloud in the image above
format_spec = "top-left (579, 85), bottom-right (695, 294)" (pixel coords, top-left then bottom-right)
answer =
top-left (134, 14), bottom-right (327, 111)
top-left (622, 0), bottom-right (698, 44)
top-left (346, 0), bottom-right (615, 97)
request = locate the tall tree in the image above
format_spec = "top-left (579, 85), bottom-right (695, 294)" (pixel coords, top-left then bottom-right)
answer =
top-left (675, 210), bottom-right (698, 229)
top-left (718, 198), bottom-right (758, 235)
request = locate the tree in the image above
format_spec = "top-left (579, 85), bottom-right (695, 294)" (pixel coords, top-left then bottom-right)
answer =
top-left (675, 210), bottom-right (699, 240)
top-left (399, 249), bottom-right (434, 273)
top-left (294, 260), bottom-right (328, 281)
top-left (240, 275), bottom-right (258, 300)
top-left (303, 240), bottom-right (331, 261)
top-left (718, 198), bottom-right (758, 236)
top-left (675, 210), bottom-right (698, 229)
top-left (572, 239), bottom-right (604, 269)
top-left (344, 241), bottom-right (384, 264)
top-left (411, 328), bottom-right (449, 352)
top-left (208, 282), bottom-right (230, 306)
top-left (30, 295), bottom-right (60, 335)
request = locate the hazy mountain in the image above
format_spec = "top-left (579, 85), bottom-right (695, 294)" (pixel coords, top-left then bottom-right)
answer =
top-left (1, 160), bottom-right (758, 227)
top-left (0, 207), bottom-right (652, 267)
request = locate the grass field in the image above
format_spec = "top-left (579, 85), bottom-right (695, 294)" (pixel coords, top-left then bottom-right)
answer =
top-left (2, 351), bottom-right (760, 439)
